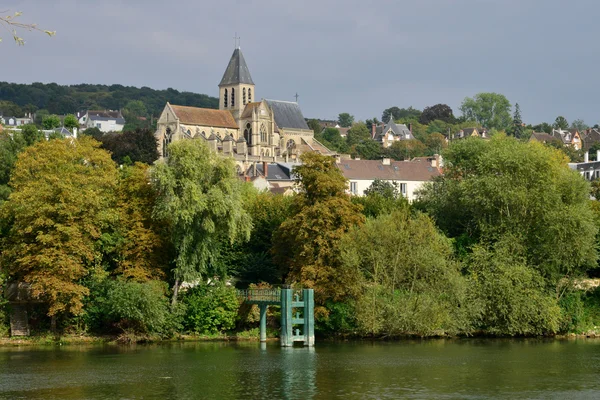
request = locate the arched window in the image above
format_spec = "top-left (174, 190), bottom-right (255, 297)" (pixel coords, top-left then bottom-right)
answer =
top-left (286, 139), bottom-right (296, 150)
top-left (231, 88), bottom-right (235, 107)
top-left (248, 88), bottom-right (252, 102)
top-left (163, 128), bottom-right (173, 157)
top-left (244, 123), bottom-right (252, 144)
top-left (260, 124), bottom-right (267, 143)
top-left (186, 129), bottom-right (191, 137)
top-left (224, 89), bottom-right (228, 108)
top-left (243, 88), bottom-right (246, 105)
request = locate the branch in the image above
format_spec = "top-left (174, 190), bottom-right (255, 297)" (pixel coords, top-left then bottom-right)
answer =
top-left (0, 11), bottom-right (55, 45)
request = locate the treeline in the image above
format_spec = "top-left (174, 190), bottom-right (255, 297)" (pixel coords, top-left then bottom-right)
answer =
top-left (0, 82), bottom-right (218, 117)
top-left (1, 131), bottom-right (600, 340)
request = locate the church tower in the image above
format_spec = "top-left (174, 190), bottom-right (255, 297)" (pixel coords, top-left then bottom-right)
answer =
top-left (219, 47), bottom-right (255, 125)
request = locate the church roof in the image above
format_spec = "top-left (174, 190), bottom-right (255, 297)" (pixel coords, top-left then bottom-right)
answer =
top-left (265, 100), bottom-right (309, 130)
top-left (170, 104), bottom-right (238, 129)
top-left (241, 102), bottom-right (261, 119)
top-left (219, 48), bottom-right (255, 86)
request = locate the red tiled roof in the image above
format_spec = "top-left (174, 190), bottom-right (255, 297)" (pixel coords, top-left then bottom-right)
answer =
top-left (171, 105), bottom-right (238, 129)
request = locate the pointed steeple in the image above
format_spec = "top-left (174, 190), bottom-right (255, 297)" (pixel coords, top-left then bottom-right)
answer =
top-left (219, 48), bottom-right (254, 86)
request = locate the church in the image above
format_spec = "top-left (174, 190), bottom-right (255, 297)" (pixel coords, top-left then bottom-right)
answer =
top-left (155, 46), bottom-right (332, 162)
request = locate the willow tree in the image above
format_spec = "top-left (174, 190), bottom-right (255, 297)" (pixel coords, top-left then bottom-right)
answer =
top-left (0, 136), bottom-right (118, 320)
top-left (152, 140), bottom-right (251, 304)
top-left (0, 11), bottom-right (55, 45)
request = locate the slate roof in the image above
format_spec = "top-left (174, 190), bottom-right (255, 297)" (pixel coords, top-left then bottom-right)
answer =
top-left (375, 117), bottom-right (411, 140)
top-left (265, 100), bottom-right (309, 130)
top-left (249, 162), bottom-right (299, 181)
top-left (54, 127), bottom-right (72, 136)
top-left (219, 48), bottom-right (255, 86)
top-left (336, 159), bottom-right (441, 182)
top-left (87, 110), bottom-right (122, 119)
top-left (529, 131), bottom-right (559, 143)
top-left (581, 129), bottom-right (600, 150)
top-left (170, 104), bottom-right (238, 129)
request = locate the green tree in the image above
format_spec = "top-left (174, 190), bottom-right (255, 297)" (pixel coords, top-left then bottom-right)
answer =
top-left (0, 130), bottom-right (26, 202)
top-left (553, 116), bottom-right (569, 130)
top-left (123, 100), bottom-right (149, 131)
top-left (354, 139), bottom-right (383, 160)
top-left (337, 113), bottom-right (354, 128)
top-left (42, 114), bottom-right (60, 130)
top-left (571, 119), bottom-right (589, 132)
top-left (81, 127), bottom-right (103, 140)
top-left (152, 139), bottom-right (251, 304)
top-left (424, 133), bottom-right (447, 155)
top-left (0, 136), bottom-right (118, 320)
top-left (346, 122), bottom-right (370, 146)
top-left (416, 136), bottom-right (597, 282)
top-left (512, 103), bottom-right (523, 138)
top-left (20, 123), bottom-right (44, 146)
top-left (307, 119), bottom-right (322, 135)
top-left (382, 106), bottom-right (421, 123)
top-left (63, 114), bottom-right (79, 132)
top-left (319, 127), bottom-right (347, 153)
top-left (273, 152), bottom-right (365, 304)
top-left (386, 139), bottom-right (426, 160)
top-left (100, 128), bottom-right (159, 165)
top-left (460, 92), bottom-right (512, 130)
top-left (420, 104), bottom-right (454, 124)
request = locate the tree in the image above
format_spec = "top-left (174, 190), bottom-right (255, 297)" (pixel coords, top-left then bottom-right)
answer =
top-left (512, 103), bottom-right (524, 138)
top-left (307, 119), bottom-right (322, 135)
top-left (0, 137), bottom-right (118, 320)
top-left (99, 128), bottom-right (159, 165)
top-left (346, 122), bottom-right (370, 146)
top-left (152, 139), bottom-right (251, 304)
top-left (365, 117), bottom-right (379, 132)
top-left (386, 139), bottom-right (426, 160)
top-left (20, 124), bottom-right (44, 146)
top-left (318, 127), bottom-right (348, 153)
top-left (273, 153), bottom-right (364, 304)
top-left (81, 127), bottom-right (103, 140)
top-left (424, 133), bottom-right (447, 155)
top-left (459, 93), bottom-right (512, 130)
top-left (42, 114), bottom-right (60, 130)
top-left (420, 104), bottom-right (454, 124)
top-left (416, 136), bottom-right (597, 282)
top-left (354, 139), bottom-right (383, 160)
top-left (382, 106), bottom-right (421, 123)
top-left (0, 130), bottom-right (26, 202)
top-left (531, 122), bottom-right (552, 134)
top-left (122, 100), bottom-right (149, 131)
top-left (63, 114), bottom-right (79, 132)
top-left (338, 113), bottom-right (354, 128)
top-left (0, 11), bottom-right (55, 45)
top-left (553, 116), bottom-right (569, 130)
top-left (571, 119), bottom-right (589, 132)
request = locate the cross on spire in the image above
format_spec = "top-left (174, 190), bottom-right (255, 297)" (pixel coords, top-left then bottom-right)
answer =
top-left (233, 33), bottom-right (240, 49)
top-left (294, 92), bottom-right (299, 103)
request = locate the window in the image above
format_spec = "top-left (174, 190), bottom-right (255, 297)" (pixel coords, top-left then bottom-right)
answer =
top-left (260, 124), bottom-right (267, 143)
top-left (248, 88), bottom-right (252, 102)
top-left (96, 123), bottom-right (101, 129)
top-left (400, 183), bottom-right (407, 197)
top-left (350, 182), bottom-right (357, 194)
top-left (163, 128), bottom-right (172, 158)
top-left (243, 88), bottom-right (246, 105)
top-left (224, 89), bottom-right (228, 108)
top-left (244, 123), bottom-right (252, 144)
top-left (231, 88), bottom-right (235, 107)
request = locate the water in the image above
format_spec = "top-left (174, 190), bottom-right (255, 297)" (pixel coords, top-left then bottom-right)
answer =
top-left (1, 339), bottom-right (599, 399)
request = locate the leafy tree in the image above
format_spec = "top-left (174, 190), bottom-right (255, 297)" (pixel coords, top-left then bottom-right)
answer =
top-left (152, 139), bottom-right (251, 304)
top-left (354, 139), bottom-right (383, 160)
top-left (0, 130), bottom-right (26, 202)
top-left (532, 122), bottom-right (552, 134)
top-left (571, 119), bottom-right (589, 132)
top-left (363, 179), bottom-right (400, 199)
top-left (386, 139), bottom-right (426, 160)
top-left (554, 116), bottom-right (569, 130)
top-left (416, 136), bottom-right (597, 282)
top-left (99, 128), bottom-right (159, 165)
top-left (34, 109), bottom-right (49, 126)
top-left (307, 119), bottom-right (322, 135)
top-left (63, 114), bottom-right (79, 132)
top-left (512, 103), bottom-right (523, 138)
top-left (122, 100), bottom-right (149, 131)
top-left (382, 106), bottom-right (421, 123)
top-left (41, 114), bottom-right (60, 130)
top-left (81, 127), bottom-right (103, 140)
top-left (353, 180), bottom-right (408, 218)
top-left (420, 104), bottom-right (454, 124)
top-left (273, 152), bottom-right (365, 305)
top-left (20, 123), bottom-right (44, 146)
top-left (459, 92), bottom-right (512, 130)
top-left (337, 113), bottom-right (354, 128)
top-left (0, 11), bottom-right (55, 45)
top-left (0, 100), bottom-right (23, 117)
top-left (424, 133), bottom-right (447, 155)
top-left (346, 122), bottom-right (370, 146)
top-left (0, 137), bottom-right (118, 320)
top-left (182, 283), bottom-right (239, 334)
top-left (319, 127), bottom-right (347, 153)
top-left (365, 117), bottom-right (379, 132)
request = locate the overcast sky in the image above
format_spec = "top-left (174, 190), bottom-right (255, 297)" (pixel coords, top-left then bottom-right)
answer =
top-left (2, 0), bottom-right (600, 125)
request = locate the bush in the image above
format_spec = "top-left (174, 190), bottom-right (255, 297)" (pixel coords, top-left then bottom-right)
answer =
top-left (182, 284), bottom-right (239, 334)
top-left (316, 300), bottom-right (358, 336)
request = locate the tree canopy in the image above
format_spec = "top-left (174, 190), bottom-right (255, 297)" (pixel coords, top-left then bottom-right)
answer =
top-left (420, 104), bottom-right (454, 124)
top-left (337, 113), bottom-right (354, 128)
top-left (460, 92), bottom-right (512, 130)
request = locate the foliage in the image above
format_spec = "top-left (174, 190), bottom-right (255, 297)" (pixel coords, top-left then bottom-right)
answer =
top-left (122, 100), bottom-right (150, 131)
top-left (273, 152), bottom-right (365, 304)
top-left (553, 116), bottom-right (569, 130)
top-left (337, 113), bottom-right (354, 128)
top-left (382, 106), bottom-right (421, 123)
top-left (420, 104), bottom-right (454, 124)
top-left (318, 127), bottom-right (348, 153)
top-left (386, 139), bottom-right (426, 160)
top-left (41, 114), bottom-right (60, 129)
top-left (306, 119), bottom-right (322, 135)
top-left (466, 238), bottom-right (561, 336)
top-left (20, 123), bottom-right (44, 146)
top-left (571, 119), bottom-right (589, 132)
top-left (81, 127), bottom-right (103, 140)
top-left (0, 11), bottom-right (55, 45)
top-left (63, 114), bottom-right (79, 131)
top-left (512, 103), bottom-right (523, 138)
top-left (152, 139), bottom-right (251, 303)
top-left (0, 130), bottom-right (26, 200)
top-left (346, 122), bottom-right (370, 146)
top-left (416, 136), bottom-right (598, 282)
top-left (0, 136), bottom-right (118, 316)
top-left (424, 132), bottom-right (447, 154)
top-left (99, 128), bottom-right (159, 165)
top-left (340, 210), bottom-right (469, 337)
top-left (182, 283), bottom-right (239, 334)
top-left (354, 139), bottom-right (383, 160)
top-left (460, 92), bottom-right (512, 130)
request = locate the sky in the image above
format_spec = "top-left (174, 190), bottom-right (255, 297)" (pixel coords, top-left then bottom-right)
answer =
top-left (2, 0), bottom-right (600, 125)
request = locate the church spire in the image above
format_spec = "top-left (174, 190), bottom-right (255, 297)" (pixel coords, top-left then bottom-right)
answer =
top-left (219, 48), bottom-right (254, 86)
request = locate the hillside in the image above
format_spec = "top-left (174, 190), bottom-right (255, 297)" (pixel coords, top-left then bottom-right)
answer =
top-left (0, 82), bottom-right (218, 117)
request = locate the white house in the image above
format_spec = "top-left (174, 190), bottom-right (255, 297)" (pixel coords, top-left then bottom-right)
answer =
top-left (83, 110), bottom-right (125, 132)
top-left (569, 150), bottom-right (600, 181)
top-left (0, 115), bottom-right (33, 127)
top-left (336, 156), bottom-right (442, 202)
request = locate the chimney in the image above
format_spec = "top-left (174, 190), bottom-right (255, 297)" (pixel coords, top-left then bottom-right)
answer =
top-left (382, 158), bottom-right (391, 166)
top-left (245, 176), bottom-right (251, 182)
top-left (431, 155), bottom-right (438, 168)
top-left (371, 122), bottom-right (376, 138)
top-left (263, 161), bottom-right (268, 178)
top-left (73, 127), bottom-right (78, 138)
top-left (585, 151), bottom-right (589, 163)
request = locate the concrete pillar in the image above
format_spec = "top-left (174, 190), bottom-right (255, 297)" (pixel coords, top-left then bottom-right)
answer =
top-left (280, 289), bottom-right (293, 347)
top-left (259, 304), bottom-right (268, 342)
top-left (303, 289), bottom-right (315, 346)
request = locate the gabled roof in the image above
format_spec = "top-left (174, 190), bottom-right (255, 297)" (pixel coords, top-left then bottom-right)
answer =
top-left (265, 100), bottom-right (309, 130)
top-left (219, 48), bottom-right (255, 86)
top-left (170, 104), bottom-right (238, 129)
top-left (375, 118), bottom-right (411, 140)
top-left (529, 131), bottom-right (558, 143)
top-left (87, 110), bottom-right (122, 119)
top-left (240, 102), bottom-right (262, 119)
top-left (582, 129), bottom-right (600, 149)
top-left (336, 159), bottom-right (441, 182)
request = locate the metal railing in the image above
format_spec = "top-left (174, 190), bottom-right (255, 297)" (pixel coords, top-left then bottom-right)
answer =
top-left (236, 288), bottom-right (281, 303)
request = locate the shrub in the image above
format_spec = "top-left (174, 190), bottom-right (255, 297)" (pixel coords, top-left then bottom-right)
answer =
top-left (182, 284), bottom-right (239, 334)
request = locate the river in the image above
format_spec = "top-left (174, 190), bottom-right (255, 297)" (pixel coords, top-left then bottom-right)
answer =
top-left (0, 339), bottom-right (599, 399)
